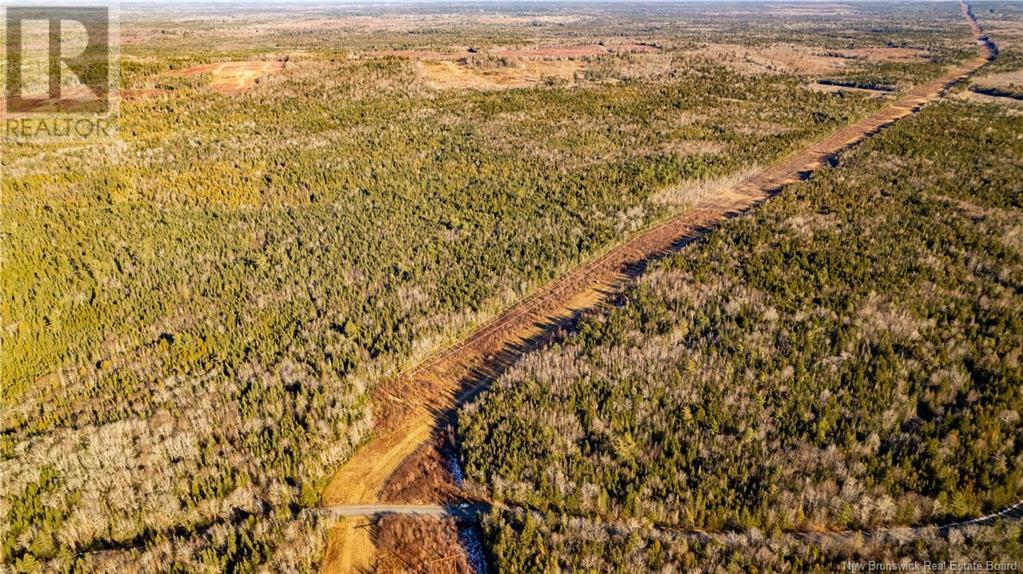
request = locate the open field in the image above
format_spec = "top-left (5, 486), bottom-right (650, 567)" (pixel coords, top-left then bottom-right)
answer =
top-left (0, 1), bottom-right (1007, 573)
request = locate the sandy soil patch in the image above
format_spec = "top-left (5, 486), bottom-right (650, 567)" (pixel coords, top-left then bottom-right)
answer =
top-left (320, 519), bottom-right (374, 574)
top-left (181, 60), bottom-right (285, 94)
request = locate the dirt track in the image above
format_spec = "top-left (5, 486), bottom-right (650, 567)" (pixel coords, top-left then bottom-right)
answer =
top-left (317, 4), bottom-right (995, 572)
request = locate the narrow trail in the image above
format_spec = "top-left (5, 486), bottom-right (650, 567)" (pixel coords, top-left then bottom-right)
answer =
top-left (317, 3), bottom-right (997, 572)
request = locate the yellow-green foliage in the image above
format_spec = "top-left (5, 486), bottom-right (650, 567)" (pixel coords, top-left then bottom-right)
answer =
top-left (0, 1), bottom-right (974, 571)
top-left (463, 99), bottom-right (1023, 569)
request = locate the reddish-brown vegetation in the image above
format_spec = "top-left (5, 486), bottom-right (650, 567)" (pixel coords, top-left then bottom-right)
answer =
top-left (375, 517), bottom-right (474, 574)
top-left (379, 430), bottom-right (464, 504)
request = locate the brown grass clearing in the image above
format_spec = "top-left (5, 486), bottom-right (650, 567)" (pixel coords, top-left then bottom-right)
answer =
top-left (417, 59), bottom-right (582, 90)
top-left (322, 519), bottom-right (375, 574)
top-left (983, 19), bottom-right (1023, 44)
top-left (659, 139), bottom-right (727, 156)
top-left (122, 88), bottom-right (169, 100)
top-left (18, 60), bottom-right (285, 108)
top-left (650, 167), bottom-right (762, 207)
top-left (1, 89), bottom-right (113, 113)
top-left (180, 60), bottom-right (285, 94)
top-left (611, 42), bottom-right (661, 54)
top-left (954, 89), bottom-right (1023, 110)
top-left (695, 43), bottom-right (850, 76)
top-left (972, 69), bottom-right (1023, 93)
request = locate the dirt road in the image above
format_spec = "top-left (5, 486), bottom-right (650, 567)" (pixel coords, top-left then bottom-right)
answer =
top-left (319, 504), bottom-right (490, 519)
top-left (317, 4), bottom-right (996, 572)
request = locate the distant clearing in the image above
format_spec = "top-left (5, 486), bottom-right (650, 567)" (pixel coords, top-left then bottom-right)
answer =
top-left (971, 69), bottom-right (1023, 99)
top-left (844, 47), bottom-right (932, 61)
top-left (694, 43), bottom-right (930, 77)
top-left (181, 60), bottom-right (285, 94)
top-left (493, 42), bottom-right (658, 59)
top-left (374, 43), bottom-right (659, 90)
top-left (494, 44), bottom-right (606, 59)
top-left (417, 59), bottom-right (583, 90)
top-left (370, 49), bottom-right (469, 60)
top-left (808, 82), bottom-right (893, 95)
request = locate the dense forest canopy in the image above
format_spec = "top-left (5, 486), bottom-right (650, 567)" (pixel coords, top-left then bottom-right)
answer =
top-left (461, 95), bottom-right (1023, 571)
top-left (0, 1), bottom-right (992, 571)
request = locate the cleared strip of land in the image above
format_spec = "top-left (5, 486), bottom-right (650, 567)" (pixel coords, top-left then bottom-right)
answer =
top-left (318, 504), bottom-right (490, 520)
top-left (317, 4), bottom-right (996, 572)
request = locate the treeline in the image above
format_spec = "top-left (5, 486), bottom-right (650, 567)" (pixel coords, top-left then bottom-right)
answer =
top-left (460, 98), bottom-right (1023, 567)
top-left (484, 510), bottom-right (1023, 573)
top-left (971, 85), bottom-right (1023, 100)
